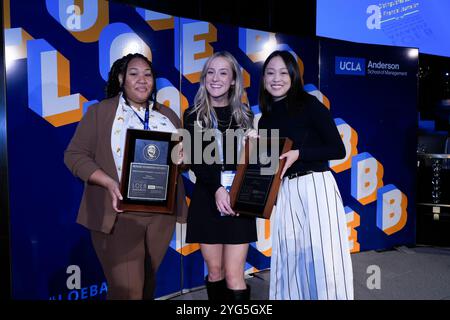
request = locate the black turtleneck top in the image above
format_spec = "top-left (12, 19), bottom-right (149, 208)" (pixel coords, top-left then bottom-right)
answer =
top-left (257, 94), bottom-right (345, 176)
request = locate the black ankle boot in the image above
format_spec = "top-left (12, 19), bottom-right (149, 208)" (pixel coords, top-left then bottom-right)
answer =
top-left (228, 284), bottom-right (251, 300)
top-left (205, 276), bottom-right (227, 301)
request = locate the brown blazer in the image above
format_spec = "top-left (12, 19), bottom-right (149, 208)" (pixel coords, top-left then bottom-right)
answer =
top-left (64, 95), bottom-right (188, 234)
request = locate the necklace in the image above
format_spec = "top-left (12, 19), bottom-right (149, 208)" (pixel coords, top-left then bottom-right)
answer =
top-left (215, 113), bottom-right (233, 171)
top-left (218, 115), bottom-right (233, 131)
top-left (215, 108), bottom-right (233, 131)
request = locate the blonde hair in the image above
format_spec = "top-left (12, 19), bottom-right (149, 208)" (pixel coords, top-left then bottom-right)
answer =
top-left (190, 51), bottom-right (253, 129)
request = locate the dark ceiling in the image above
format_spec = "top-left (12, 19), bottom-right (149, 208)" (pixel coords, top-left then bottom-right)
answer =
top-left (110, 0), bottom-right (316, 37)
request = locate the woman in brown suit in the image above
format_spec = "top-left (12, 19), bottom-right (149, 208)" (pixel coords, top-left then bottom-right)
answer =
top-left (64, 53), bottom-right (187, 300)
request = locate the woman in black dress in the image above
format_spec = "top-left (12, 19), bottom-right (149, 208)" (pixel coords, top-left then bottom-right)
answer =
top-left (183, 51), bottom-right (256, 300)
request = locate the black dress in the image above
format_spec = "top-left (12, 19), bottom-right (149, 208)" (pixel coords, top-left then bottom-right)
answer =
top-left (183, 106), bottom-right (257, 244)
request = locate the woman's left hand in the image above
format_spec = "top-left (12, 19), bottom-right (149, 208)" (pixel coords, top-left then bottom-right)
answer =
top-left (215, 187), bottom-right (236, 216)
top-left (242, 129), bottom-right (259, 148)
top-left (279, 150), bottom-right (300, 179)
top-left (245, 129), bottom-right (259, 139)
top-left (174, 141), bottom-right (183, 165)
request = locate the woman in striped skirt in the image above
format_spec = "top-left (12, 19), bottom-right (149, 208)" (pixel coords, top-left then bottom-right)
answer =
top-left (257, 50), bottom-right (354, 300)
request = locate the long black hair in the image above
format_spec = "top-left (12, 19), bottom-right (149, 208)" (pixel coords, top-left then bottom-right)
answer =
top-left (258, 50), bottom-right (308, 115)
top-left (105, 53), bottom-right (157, 108)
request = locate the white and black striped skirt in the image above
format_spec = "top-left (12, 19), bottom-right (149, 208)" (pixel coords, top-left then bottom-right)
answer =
top-left (269, 171), bottom-right (354, 300)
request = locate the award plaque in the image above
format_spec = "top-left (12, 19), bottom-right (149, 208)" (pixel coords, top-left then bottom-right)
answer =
top-left (118, 129), bottom-right (180, 214)
top-left (229, 137), bottom-right (293, 219)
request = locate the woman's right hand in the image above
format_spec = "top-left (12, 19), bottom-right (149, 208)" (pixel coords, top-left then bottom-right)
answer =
top-left (105, 179), bottom-right (124, 213)
top-left (215, 186), bottom-right (236, 216)
top-left (88, 169), bottom-right (124, 213)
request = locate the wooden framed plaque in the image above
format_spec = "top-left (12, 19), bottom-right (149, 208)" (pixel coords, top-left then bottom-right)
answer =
top-left (229, 137), bottom-right (293, 219)
top-left (118, 129), bottom-right (180, 214)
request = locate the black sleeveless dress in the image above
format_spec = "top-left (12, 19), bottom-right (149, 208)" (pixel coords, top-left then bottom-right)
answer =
top-left (183, 106), bottom-right (257, 244)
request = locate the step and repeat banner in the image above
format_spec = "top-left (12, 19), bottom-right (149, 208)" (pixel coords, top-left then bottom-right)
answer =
top-left (3, 0), bottom-right (417, 299)
top-left (320, 40), bottom-right (418, 251)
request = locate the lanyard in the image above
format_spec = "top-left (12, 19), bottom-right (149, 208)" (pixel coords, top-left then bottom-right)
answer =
top-left (130, 105), bottom-right (150, 130)
top-left (211, 115), bottom-right (224, 164)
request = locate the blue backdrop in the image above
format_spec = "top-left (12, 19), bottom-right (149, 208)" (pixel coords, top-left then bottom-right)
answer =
top-left (3, 0), bottom-right (417, 299)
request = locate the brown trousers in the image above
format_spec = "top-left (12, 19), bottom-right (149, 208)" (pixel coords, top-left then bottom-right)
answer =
top-left (90, 212), bottom-right (176, 300)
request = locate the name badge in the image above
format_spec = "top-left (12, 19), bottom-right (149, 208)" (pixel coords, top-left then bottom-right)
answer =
top-left (221, 170), bottom-right (236, 193)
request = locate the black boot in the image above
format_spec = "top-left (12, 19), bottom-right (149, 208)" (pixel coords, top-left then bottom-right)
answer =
top-left (205, 276), bottom-right (227, 301)
top-left (228, 284), bottom-right (251, 300)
